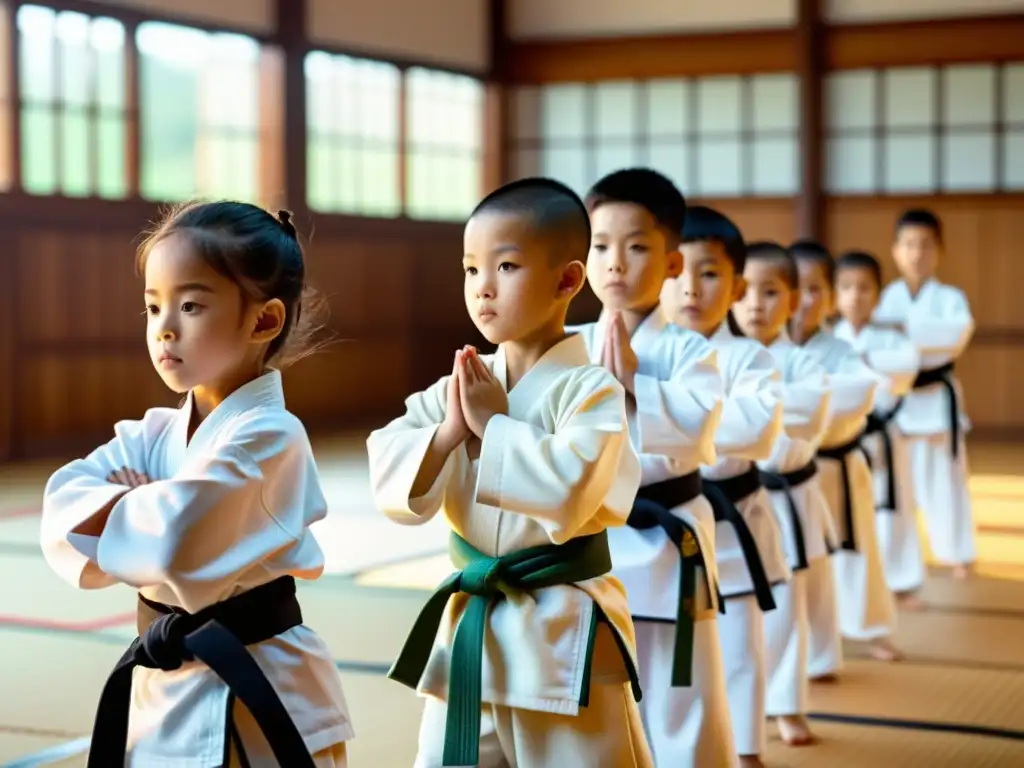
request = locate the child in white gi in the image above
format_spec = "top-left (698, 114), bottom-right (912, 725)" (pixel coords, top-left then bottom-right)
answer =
top-left (790, 240), bottom-right (900, 669)
top-left (574, 168), bottom-right (734, 768)
top-left (873, 209), bottom-right (976, 580)
top-left (733, 241), bottom-right (834, 747)
top-left (662, 206), bottom-right (788, 768)
top-left (833, 250), bottom-right (925, 605)
top-left (367, 178), bottom-right (652, 768)
top-left (40, 202), bottom-right (352, 767)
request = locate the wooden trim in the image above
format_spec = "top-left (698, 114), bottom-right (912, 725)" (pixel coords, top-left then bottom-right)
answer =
top-left (277, 0), bottom-right (307, 216)
top-left (796, 0), bottom-right (824, 239)
top-left (503, 14), bottom-right (1024, 85)
top-left (124, 19), bottom-right (140, 197)
top-left (0, 0), bottom-right (17, 191)
top-left (505, 29), bottom-right (795, 83)
top-left (827, 14), bottom-right (1024, 70)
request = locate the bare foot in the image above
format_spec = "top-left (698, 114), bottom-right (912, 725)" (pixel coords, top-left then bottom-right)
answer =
top-left (810, 673), bottom-right (839, 684)
top-left (739, 756), bottom-right (765, 768)
top-left (869, 638), bottom-right (904, 662)
top-left (898, 592), bottom-right (925, 611)
top-left (952, 564), bottom-right (972, 580)
top-left (777, 715), bottom-right (815, 746)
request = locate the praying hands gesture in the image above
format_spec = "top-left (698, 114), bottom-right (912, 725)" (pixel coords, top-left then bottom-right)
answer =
top-left (437, 346), bottom-right (509, 457)
top-left (601, 313), bottom-right (638, 394)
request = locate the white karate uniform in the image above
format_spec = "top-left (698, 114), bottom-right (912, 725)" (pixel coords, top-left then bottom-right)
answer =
top-left (834, 320), bottom-right (925, 594)
top-left (874, 278), bottom-right (976, 567)
top-left (366, 334), bottom-right (653, 768)
top-left (705, 322), bottom-right (788, 757)
top-left (574, 309), bottom-right (735, 768)
top-left (800, 331), bottom-right (894, 645)
top-left (40, 370), bottom-right (353, 768)
top-left (758, 336), bottom-right (833, 718)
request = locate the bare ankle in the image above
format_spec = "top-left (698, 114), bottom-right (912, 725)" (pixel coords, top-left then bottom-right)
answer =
top-left (738, 755), bottom-right (765, 768)
top-left (777, 714), bottom-right (815, 746)
top-left (870, 638), bottom-right (904, 662)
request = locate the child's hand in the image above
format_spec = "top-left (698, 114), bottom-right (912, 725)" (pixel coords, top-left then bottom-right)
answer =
top-left (606, 313), bottom-right (638, 394)
top-left (438, 351), bottom-right (472, 450)
top-left (458, 347), bottom-right (509, 439)
top-left (107, 468), bottom-right (150, 489)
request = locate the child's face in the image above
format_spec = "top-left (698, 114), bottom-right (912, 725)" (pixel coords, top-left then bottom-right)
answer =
top-left (734, 258), bottom-right (797, 345)
top-left (834, 266), bottom-right (879, 327)
top-left (662, 240), bottom-right (745, 338)
top-left (892, 224), bottom-right (940, 284)
top-left (794, 258), bottom-right (833, 337)
top-left (144, 233), bottom-right (264, 394)
top-left (587, 202), bottom-right (681, 313)
top-left (463, 212), bottom-right (581, 345)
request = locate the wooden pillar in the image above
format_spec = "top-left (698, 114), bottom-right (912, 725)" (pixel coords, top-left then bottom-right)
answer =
top-left (276, 0), bottom-right (308, 216)
top-left (796, 0), bottom-right (824, 241)
top-left (482, 0), bottom-right (508, 193)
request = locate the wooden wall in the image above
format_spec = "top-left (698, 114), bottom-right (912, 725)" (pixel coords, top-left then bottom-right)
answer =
top-left (0, 195), bottom-right (487, 460)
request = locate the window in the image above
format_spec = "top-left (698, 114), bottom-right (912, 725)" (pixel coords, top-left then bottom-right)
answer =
top-left (137, 22), bottom-right (260, 202)
top-left (0, 2), bottom-right (11, 191)
top-left (305, 51), bottom-right (401, 217)
top-left (16, 4), bottom-right (127, 198)
top-left (825, 63), bottom-right (1024, 194)
top-left (404, 67), bottom-right (484, 221)
top-left (507, 74), bottom-right (799, 199)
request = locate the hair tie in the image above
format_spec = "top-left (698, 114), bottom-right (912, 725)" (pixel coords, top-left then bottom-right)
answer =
top-left (277, 209), bottom-right (297, 239)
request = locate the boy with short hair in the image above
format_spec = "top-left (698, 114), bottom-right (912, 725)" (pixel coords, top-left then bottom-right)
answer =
top-left (833, 250), bottom-right (925, 604)
top-left (574, 168), bottom-right (734, 768)
top-left (873, 209), bottom-right (976, 580)
top-left (733, 241), bottom-right (834, 747)
top-left (789, 240), bottom-right (899, 669)
top-left (367, 178), bottom-right (653, 768)
top-left (662, 206), bottom-right (788, 768)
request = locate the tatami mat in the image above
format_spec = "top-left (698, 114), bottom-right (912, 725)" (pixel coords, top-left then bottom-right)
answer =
top-left (2, 436), bottom-right (1023, 767)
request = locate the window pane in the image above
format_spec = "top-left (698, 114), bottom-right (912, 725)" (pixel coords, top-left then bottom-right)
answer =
top-left (18, 5), bottom-right (57, 103)
top-left (594, 81), bottom-right (637, 139)
top-left (751, 136), bottom-right (797, 195)
top-left (61, 107), bottom-right (90, 196)
top-left (91, 18), bottom-right (125, 109)
top-left (1004, 64), bottom-right (1024, 125)
top-left (941, 131), bottom-right (995, 191)
top-left (594, 141), bottom-right (638, 181)
top-left (943, 65), bottom-right (995, 128)
top-left (541, 83), bottom-right (587, 139)
top-left (646, 79), bottom-right (691, 137)
top-left (96, 113), bottom-right (125, 198)
top-left (405, 67), bottom-right (483, 221)
top-left (883, 133), bottom-right (935, 192)
top-left (138, 21), bottom-right (259, 202)
top-left (21, 105), bottom-right (57, 194)
top-left (696, 139), bottom-right (742, 196)
top-left (509, 147), bottom-right (540, 180)
top-left (510, 86), bottom-right (541, 141)
top-left (826, 135), bottom-right (876, 193)
top-left (1005, 129), bottom-right (1024, 189)
top-left (826, 70), bottom-right (876, 130)
top-left (697, 76), bottom-right (742, 135)
top-left (305, 51), bottom-right (401, 215)
top-left (542, 146), bottom-right (588, 197)
top-left (884, 67), bottom-right (935, 129)
top-left (751, 74), bottom-right (797, 132)
top-left (57, 11), bottom-right (91, 107)
top-left (647, 141), bottom-right (690, 192)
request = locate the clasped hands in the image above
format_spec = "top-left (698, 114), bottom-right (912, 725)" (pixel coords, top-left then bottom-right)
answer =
top-left (601, 312), bottom-right (638, 395)
top-left (440, 346), bottom-right (509, 457)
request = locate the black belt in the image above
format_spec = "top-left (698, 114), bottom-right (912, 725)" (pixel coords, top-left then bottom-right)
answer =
top-left (864, 401), bottom-right (903, 513)
top-left (759, 461), bottom-right (817, 571)
top-left (701, 466), bottom-right (776, 612)
top-left (86, 577), bottom-right (314, 768)
top-left (629, 471), bottom-right (716, 687)
top-left (913, 362), bottom-right (960, 457)
top-left (818, 435), bottom-right (871, 551)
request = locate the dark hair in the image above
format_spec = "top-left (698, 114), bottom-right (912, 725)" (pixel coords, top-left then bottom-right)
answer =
top-left (788, 238), bottom-right (835, 285)
top-left (470, 177), bottom-right (591, 264)
top-left (895, 208), bottom-right (943, 243)
top-left (585, 168), bottom-right (687, 248)
top-left (747, 240), bottom-right (798, 289)
top-left (836, 249), bottom-right (882, 289)
top-left (137, 201), bottom-right (327, 366)
top-left (681, 205), bottom-right (747, 273)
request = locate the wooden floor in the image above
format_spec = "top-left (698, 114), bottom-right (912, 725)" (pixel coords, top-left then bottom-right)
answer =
top-left (1, 434), bottom-right (1023, 767)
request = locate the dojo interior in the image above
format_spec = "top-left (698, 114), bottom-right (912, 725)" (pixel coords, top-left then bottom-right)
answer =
top-left (1, 0), bottom-right (1024, 765)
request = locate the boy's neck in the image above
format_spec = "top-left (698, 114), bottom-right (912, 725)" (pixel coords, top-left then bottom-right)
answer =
top-left (501, 321), bottom-right (568, 390)
top-left (755, 329), bottom-right (784, 347)
top-left (843, 315), bottom-right (870, 334)
top-left (904, 274), bottom-right (933, 298)
top-left (791, 321), bottom-right (820, 345)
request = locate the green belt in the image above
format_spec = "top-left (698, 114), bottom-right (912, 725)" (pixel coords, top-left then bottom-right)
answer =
top-left (389, 530), bottom-right (640, 767)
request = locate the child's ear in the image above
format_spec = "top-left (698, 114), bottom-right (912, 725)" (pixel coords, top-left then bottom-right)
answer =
top-left (252, 299), bottom-right (286, 343)
top-left (666, 249), bottom-right (683, 279)
top-left (788, 287), bottom-right (801, 316)
top-left (732, 275), bottom-right (748, 304)
top-left (558, 261), bottom-right (586, 300)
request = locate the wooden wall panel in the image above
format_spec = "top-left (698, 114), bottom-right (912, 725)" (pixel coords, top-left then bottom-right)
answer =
top-left (0, 203), bottom-right (482, 460)
top-left (826, 195), bottom-right (1024, 434)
